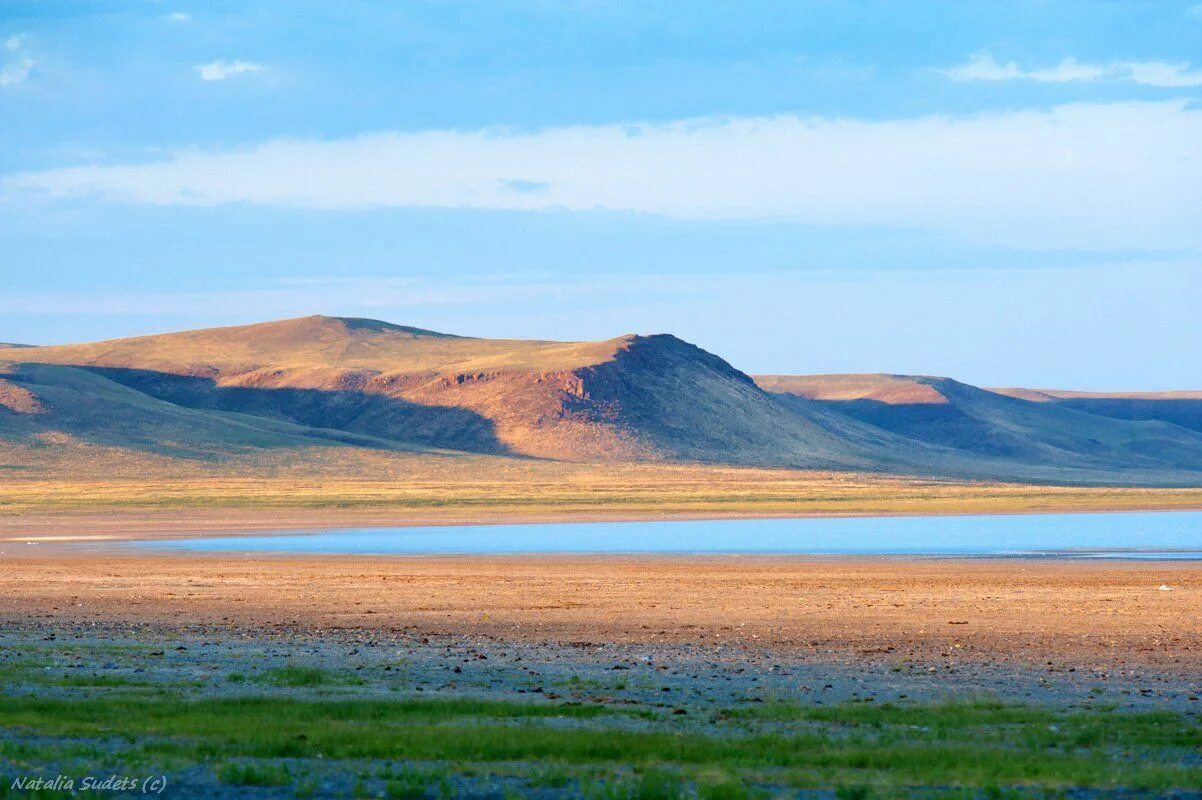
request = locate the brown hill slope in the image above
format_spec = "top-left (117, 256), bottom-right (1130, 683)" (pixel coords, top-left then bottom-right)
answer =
top-left (757, 374), bottom-right (1202, 478)
top-left (26, 316), bottom-right (628, 374)
top-left (5, 318), bottom-right (1202, 484)
top-left (991, 387), bottom-right (1202, 435)
top-left (9, 317), bottom-right (888, 468)
top-left (0, 361), bottom-right (413, 463)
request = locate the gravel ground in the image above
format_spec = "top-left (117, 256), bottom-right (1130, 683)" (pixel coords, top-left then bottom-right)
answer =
top-left (2, 622), bottom-right (1201, 799)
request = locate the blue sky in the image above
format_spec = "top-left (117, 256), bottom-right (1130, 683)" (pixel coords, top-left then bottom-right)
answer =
top-left (1, 1), bottom-right (1200, 388)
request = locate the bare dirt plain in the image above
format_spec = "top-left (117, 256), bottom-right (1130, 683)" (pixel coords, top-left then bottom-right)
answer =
top-left (3, 553), bottom-right (1199, 679)
top-left (5, 532), bottom-right (1202, 795)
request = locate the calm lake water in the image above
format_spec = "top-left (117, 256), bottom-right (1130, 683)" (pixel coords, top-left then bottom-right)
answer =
top-left (136, 511), bottom-right (1202, 558)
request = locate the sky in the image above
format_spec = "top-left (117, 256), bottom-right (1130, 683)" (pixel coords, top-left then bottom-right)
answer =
top-left (1, 1), bottom-right (1200, 389)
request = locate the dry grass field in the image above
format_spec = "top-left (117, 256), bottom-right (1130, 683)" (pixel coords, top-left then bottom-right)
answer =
top-left (4, 447), bottom-right (1202, 536)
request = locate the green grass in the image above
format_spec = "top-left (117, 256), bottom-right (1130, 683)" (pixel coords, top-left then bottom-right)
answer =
top-left (251, 665), bottom-right (366, 688)
top-left (722, 699), bottom-right (1202, 751)
top-left (50, 673), bottom-right (153, 688)
top-left (216, 760), bottom-right (292, 786)
top-left (0, 659), bottom-right (155, 689)
top-left (0, 694), bottom-right (1200, 792)
top-left (383, 767), bottom-right (451, 799)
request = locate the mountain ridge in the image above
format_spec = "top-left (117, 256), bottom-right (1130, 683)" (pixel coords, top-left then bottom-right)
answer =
top-left (5, 317), bottom-right (1202, 485)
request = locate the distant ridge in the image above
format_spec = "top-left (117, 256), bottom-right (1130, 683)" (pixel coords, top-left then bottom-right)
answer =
top-left (756, 374), bottom-right (952, 405)
top-left (3, 317), bottom-right (1202, 485)
top-left (994, 388), bottom-right (1202, 401)
top-left (757, 373), bottom-right (1202, 479)
top-left (990, 386), bottom-right (1202, 435)
top-left (22, 314), bottom-right (624, 374)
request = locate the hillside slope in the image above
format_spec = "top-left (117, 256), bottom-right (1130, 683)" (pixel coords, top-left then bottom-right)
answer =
top-left (991, 388), bottom-right (1202, 435)
top-left (4, 318), bottom-right (1202, 484)
top-left (0, 361), bottom-right (412, 462)
top-left (757, 374), bottom-right (1202, 480)
top-left (8, 317), bottom-right (887, 469)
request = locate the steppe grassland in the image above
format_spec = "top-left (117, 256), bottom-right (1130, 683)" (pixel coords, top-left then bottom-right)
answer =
top-left (2, 444), bottom-right (1201, 519)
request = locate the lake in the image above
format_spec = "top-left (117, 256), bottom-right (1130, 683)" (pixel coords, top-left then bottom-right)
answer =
top-left (134, 511), bottom-right (1202, 558)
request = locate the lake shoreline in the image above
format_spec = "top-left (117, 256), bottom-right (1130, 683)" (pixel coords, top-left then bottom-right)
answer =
top-left (7, 533), bottom-right (1201, 795)
top-left (44, 509), bottom-right (1202, 562)
top-left (6, 499), bottom-right (1202, 543)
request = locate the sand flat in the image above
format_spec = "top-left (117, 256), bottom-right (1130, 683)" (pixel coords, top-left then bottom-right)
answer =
top-left (2, 553), bottom-right (1199, 675)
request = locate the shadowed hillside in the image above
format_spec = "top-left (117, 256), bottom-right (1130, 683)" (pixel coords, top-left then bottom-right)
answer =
top-left (757, 373), bottom-right (1202, 482)
top-left (992, 388), bottom-right (1202, 435)
top-left (10, 317), bottom-right (909, 469)
top-left (4, 318), bottom-right (1202, 485)
top-left (0, 361), bottom-right (421, 461)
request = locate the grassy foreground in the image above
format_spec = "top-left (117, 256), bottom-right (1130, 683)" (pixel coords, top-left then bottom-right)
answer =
top-left (3, 690), bottom-right (1201, 797)
top-left (2, 642), bottom-right (1202, 798)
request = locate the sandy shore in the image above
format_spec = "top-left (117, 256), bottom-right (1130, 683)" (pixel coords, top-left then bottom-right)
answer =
top-left (2, 506), bottom-right (1034, 540)
top-left (6, 502), bottom-right (1202, 541)
top-left (2, 553), bottom-right (1199, 677)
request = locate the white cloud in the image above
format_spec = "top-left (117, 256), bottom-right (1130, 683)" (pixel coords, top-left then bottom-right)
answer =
top-left (1118, 60), bottom-right (1202, 87)
top-left (165, 12), bottom-right (191, 23)
top-left (2, 32), bottom-right (33, 89)
top-left (944, 53), bottom-right (1106, 83)
top-left (195, 59), bottom-right (262, 81)
top-left (0, 58), bottom-right (33, 88)
top-left (1191, 3), bottom-right (1202, 20)
top-left (5, 101), bottom-right (1202, 249)
top-left (943, 51), bottom-right (1202, 87)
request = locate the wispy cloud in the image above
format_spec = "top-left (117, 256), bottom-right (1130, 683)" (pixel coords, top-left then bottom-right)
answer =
top-left (944, 53), bottom-right (1103, 83)
top-left (943, 52), bottom-right (1202, 87)
top-left (1120, 60), bottom-right (1202, 87)
top-left (500, 178), bottom-right (551, 194)
top-left (195, 59), bottom-right (263, 81)
top-left (165, 12), bottom-right (191, 23)
top-left (1, 32), bottom-right (32, 88)
top-left (0, 275), bottom-right (625, 318)
top-left (0, 58), bottom-right (33, 88)
top-left (5, 102), bottom-right (1202, 250)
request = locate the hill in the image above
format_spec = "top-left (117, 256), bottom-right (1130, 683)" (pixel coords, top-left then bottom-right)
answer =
top-left (8, 317), bottom-right (886, 468)
top-left (0, 361), bottom-right (418, 461)
top-left (755, 374), bottom-right (1202, 482)
top-left (990, 387), bottom-right (1202, 435)
top-left (4, 317), bottom-right (1202, 485)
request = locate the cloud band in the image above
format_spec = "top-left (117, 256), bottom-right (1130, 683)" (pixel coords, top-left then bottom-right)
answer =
top-left (5, 101), bottom-right (1201, 249)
